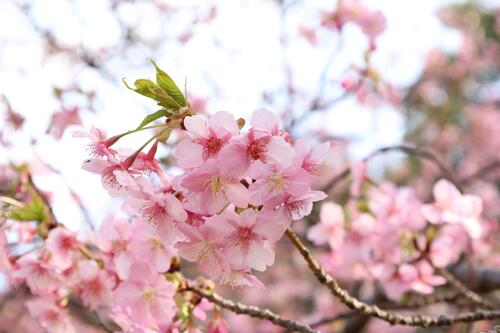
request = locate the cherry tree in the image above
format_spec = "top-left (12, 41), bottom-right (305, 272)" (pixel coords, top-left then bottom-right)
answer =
top-left (0, 1), bottom-right (499, 333)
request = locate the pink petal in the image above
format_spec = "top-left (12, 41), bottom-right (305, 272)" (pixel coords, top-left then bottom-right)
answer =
top-left (184, 115), bottom-right (208, 138)
top-left (209, 111), bottom-right (239, 134)
top-left (265, 136), bottom-right (294, 168)
top-left (246, 243), bottom-right (274, 271)
top-left (225, 182), bottom-right (250, 208)
top-left (250, 108), bottom-right (278, 133)
top-left (174, 139), bottom-right (204, 169)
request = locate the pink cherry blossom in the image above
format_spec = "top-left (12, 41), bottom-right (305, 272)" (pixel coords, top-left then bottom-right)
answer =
top-left (13, 253), bottom-right (62, 295)
top-left (248, 162), bottom-right (311, 208)
top-left (132, 141), bottom-right (163, 174)
top-left (422, 179), bottom-right (483, 238)
top-left (128, 222), bottom-right (176, 272)
top-left (208, 210), bottom-right (285, 271)
top-left (92, 216), bottom-right (134, 279)
top-left (293, 138), bottom-right (331, 175)
top-left (47, 106), bottom-right (82, 139)
top-left (219, 268), bottom-right (265, 288)
top-left (175, 223), bottom-right (229, 279)
top-left (217, 109), bottom-right (294, 176)
top-left (26, 297), bottom-right (75, 333)
top-left (308, 202), bottom-right (345, 250)
top-left (174, 111), bottom-right (239, 168)
top-left (179, 159), bottom-right (250, 214)
top-left (129, 187), bottom-right (187, 230)
top-left (75, 260), bottom-right (116, 310)
top-left (336, 0), bottom-right (386, 44)
top-left (428, 224), bottom-right (469, 268)
top-left (368, 182), bottom-right (426, 231)
top-left (114, 261), bottom-right (177, 327)
top-left (46, 227), bottom-right (79, 270)
top-left (279, 190), bottom-right (327, 224)
top-left (73, 127), bottom-right (119, 158)
top-left (381, 261), bottom-right (446, 301)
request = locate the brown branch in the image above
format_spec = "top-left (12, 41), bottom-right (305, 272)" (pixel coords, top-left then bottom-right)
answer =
top-left (322, 144), bottom-right (460, 192)
top-left (451, 264), bottom-right (500, 293)
top-left (285, 228), bottom-right (500, 327)
top-left (188, 286), bottom-right (319, 333)
top-left (460, 160), bottom-right (500, 185)
top-left (431, 263), bottom-right (496, 309)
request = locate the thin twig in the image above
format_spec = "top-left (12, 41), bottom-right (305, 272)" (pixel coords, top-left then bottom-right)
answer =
top-left (431, 263), bottom-right (496, 309)
top-left (285, 228), bottom-right (500, 327)
top-left (188, 286), bottom-right (319, 333)
top-left (322, 144), bottom-right (460, 192)
top-left (460, 160), bottom-right (500, 185)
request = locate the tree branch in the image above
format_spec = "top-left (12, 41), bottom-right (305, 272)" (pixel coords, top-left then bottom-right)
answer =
top-left (451, 264), bottom-right (500, 293)
top-left (431, 262), bottom-right (496, 309)
top-left (322, 144), bottom-right (460, 192)
top-left (285, 228), bottom-right (500, 327)
top-left (188, 286), bottom-right (319, 333)
top-left (460, 160), bottom-right (500, 185)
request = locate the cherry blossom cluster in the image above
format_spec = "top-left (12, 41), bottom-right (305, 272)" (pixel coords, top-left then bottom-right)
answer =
top-left (0, 107), bottom-right (330, 332)
top-left (308, 170), bottom-right (497, 301)
top-left (81, 108), bottom-right (330, 286)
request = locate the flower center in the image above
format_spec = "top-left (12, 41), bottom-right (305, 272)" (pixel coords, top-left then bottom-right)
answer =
top-left (140, 201), bottom-right (166, 224)
top-left (196, 241), bottom-right (215, 263)
top-left (142, 286), bottom-right (156, 301)
top-left (59, 235), bottom-right (76, 251)
top-left (149, 237), bottom-right (164, 251)
top-left (210, 176), bottom-right (226, 196)
top-left (232, 227), bottom-right (254, 248)
top-left (247, 139), bottom-right (267, 161)
top-left (268, 172), bottom-right (284, 189)
top-left (201, 137), bottom-right (222, 160)
top-left (287, 199), bottom-right (306, 216)
top-left (87, 278), bottom-right (102, 295)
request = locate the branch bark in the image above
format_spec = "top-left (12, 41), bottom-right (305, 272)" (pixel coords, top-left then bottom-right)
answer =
top-left (285, 228), bottom-right (500, 327)
top-left (431, 263), bottom-right (496, 309)
top-left (322, 144), bottom-right (460, 192)
top-left (188, 286), bottom-right (319, 333)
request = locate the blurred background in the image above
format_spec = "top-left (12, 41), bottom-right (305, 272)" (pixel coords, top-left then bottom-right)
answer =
top-left (0, 0), bottom-right (499, 332)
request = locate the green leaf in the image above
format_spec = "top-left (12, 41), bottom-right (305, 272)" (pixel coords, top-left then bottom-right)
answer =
top-left (136, 109), bottom-right (171, 130)
top-left (150, 60), bottom-right (187, 107)
top-left (9, 193), bottom-right (47, 222)
top-left (123, 78), bottom-right (158, 99)
top-left (149, 86), bottom-right (182, 110)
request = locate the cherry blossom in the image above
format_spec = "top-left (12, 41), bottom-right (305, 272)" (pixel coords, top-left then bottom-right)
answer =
top-left (422, 179), bottom-right (484, 238)
top-left (74, 260), bottom-right (116, 310)
top-left (308, 202), bottom-right (345, 250)
top-left (174, 111), bottom-right (239, 168)
top-left (114, 262), bottom-right (177, 327)
top-left (26, 297), bottom-right (75, 333)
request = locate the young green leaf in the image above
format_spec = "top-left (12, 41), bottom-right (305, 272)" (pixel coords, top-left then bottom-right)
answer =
top-left (136, 109), bottom-right (170, 130)
top-left (150, 86), bottom-right (182, 110)
top-left (9, 193), bottom-right (47, 222)
top-left (150, 60), bottom-right (188, 107)
top-left (123, 78), bottom-right (158, 99)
